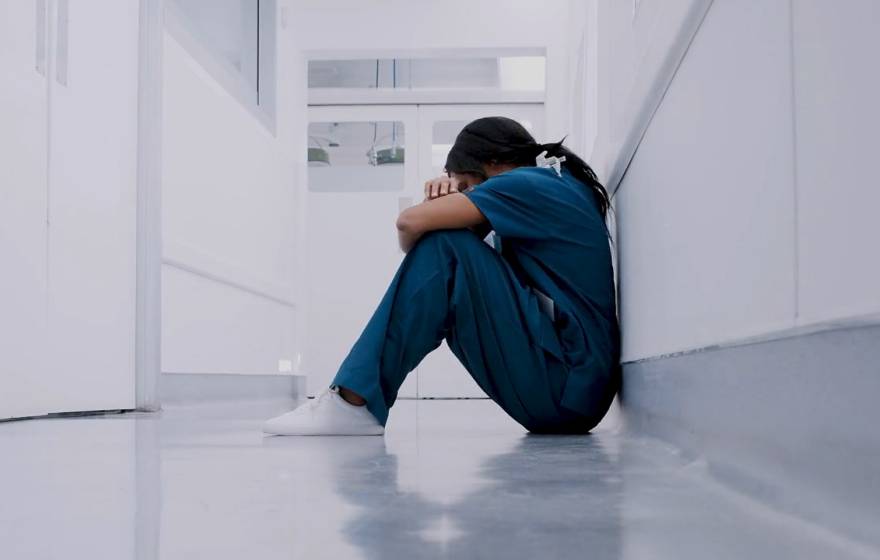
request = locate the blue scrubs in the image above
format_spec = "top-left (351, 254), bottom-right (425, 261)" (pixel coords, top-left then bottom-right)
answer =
top-left (330, 166), bottom-right (621, 433)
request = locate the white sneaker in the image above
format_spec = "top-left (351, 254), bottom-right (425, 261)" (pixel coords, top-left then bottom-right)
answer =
top-left (262, 386), bottom-right (385, 436)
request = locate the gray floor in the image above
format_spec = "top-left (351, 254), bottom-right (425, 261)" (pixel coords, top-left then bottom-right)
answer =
top-left (0, 398), bottom-right (875, 560)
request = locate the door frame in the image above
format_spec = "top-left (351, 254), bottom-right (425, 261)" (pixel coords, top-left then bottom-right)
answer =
top-left (135, 0), bottom-right (164, 411)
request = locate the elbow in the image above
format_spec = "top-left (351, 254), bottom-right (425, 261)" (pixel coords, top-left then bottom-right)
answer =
top-left (396, 210), bottom-right (419, 234)
top-left (396, 210), bottom-right (423, 254)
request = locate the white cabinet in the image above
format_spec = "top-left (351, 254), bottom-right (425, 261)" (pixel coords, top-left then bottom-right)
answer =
top-left (0, 1), bottom-right (51, 419)
top-left (0, 1), bottom-right (139, 419)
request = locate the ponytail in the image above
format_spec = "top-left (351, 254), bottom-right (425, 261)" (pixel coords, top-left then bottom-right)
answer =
top-left (535, 139), bottom-right (611, 221)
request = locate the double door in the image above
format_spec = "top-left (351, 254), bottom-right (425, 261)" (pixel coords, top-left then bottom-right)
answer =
top-left (0, 1), bottom-right (140, 419)
top-left (305, 103), bottom-right (544, 398)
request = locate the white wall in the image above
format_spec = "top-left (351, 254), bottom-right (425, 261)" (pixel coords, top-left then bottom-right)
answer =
top-left (614, 0), bottom-right (796, 360)
top-left (161, 1), bottom-right (307, 376)
top-left (582, 0), bottom-right (880, 361)
top-left (562, 0), bottom-right (593, 158)
top-left (792, 0), bottom-right (880, 324)
top-left (571, 0), bottom-right (713, 184)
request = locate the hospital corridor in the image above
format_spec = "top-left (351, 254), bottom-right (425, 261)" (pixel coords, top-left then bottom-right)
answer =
top-left (1, 1), bottom-right (879, 559)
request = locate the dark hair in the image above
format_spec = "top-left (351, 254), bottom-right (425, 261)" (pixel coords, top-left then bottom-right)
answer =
top-left (444, 116), bottom-right (611, 221)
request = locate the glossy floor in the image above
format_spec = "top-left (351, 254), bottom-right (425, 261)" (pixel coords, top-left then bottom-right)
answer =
top-left (0, 398), bottom-right (873, 560)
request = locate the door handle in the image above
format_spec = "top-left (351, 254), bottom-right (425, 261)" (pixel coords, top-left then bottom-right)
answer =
top-left (35, 0), bottom-right (47, 76)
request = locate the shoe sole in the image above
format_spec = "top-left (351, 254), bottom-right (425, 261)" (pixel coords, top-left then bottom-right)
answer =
top-left (262, 425), bottom-right (385, 436)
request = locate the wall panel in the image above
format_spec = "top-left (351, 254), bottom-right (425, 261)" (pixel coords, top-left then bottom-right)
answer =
top-left (161, 17), bottom-right (302, 376)
top-left (616, 0), bottom-right (796, 361)
top-left (793, 0), bottom-right (880, 324)
top-left (46, 0), bottom-right (140, 411)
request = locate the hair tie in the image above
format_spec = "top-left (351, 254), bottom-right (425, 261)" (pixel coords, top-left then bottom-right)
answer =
top-left (535, 150), bottom-right (567, 177)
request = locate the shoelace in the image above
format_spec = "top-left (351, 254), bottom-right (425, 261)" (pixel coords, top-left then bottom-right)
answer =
top-left (309, 387), bottom-right (335, 409)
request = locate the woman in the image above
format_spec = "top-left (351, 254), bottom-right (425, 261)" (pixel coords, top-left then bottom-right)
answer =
top-left (264, 116), bottom-right (620, 436)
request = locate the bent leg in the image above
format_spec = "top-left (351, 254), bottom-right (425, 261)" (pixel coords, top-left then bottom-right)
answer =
top-left (331, 229), bottom-right (591, 432)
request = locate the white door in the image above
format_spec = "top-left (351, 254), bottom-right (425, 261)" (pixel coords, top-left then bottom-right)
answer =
top-left (0, 1), bottom-right (139, 419)
top-left (46, 0), bottom-right (140, 412)
top-left (415, 104), bottom-right (545, 397)
top-left (304, 104), bottom-right (544, 399)
top-left (305, 105), bottom-right (421, 397)
top-left (0, 2), bottom-right (50, 419)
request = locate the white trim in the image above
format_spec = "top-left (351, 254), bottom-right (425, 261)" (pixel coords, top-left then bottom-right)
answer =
top-left (303, 46), bottom-right (546, 61)
top-left (160, 372), bottom-right (304, 405)
top-left (308, 88), bottom-right (545, 106)
top-left (135, 0), bottom-right (164, 412)
top-left (606, 0), bottom-right (715, 195)
top-left (162, 240), bottom-right (297, 308)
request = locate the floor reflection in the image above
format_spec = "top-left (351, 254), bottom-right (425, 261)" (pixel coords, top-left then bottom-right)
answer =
top-left (329, 433), bottom-right (623, 560)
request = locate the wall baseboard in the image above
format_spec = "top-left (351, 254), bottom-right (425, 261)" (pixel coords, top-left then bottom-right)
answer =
top-left (160, 372), bottom-right (305, 406)
top-left (621, 321), bottom-right (880, 550)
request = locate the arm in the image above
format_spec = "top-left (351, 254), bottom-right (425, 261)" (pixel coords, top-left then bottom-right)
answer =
top-left (459, 184), bottom-right (492, 239)
top-left (396, 193), bottom-right (487, 253)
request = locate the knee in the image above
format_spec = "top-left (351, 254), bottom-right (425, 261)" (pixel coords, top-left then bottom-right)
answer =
top-left (413, 229), bottom-right (485, 256)
top-left (419, 228), bottom-right (476, 244)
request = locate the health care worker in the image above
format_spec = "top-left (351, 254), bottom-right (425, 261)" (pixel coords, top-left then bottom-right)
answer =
top-left (264, 116), bottom-right (620, 436)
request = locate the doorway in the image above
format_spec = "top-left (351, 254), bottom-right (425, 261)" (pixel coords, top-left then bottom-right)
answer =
top-left (305, 103), bottom-right (544, 398)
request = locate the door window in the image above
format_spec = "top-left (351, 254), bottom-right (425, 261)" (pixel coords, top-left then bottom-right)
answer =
top-left (308, 121), bottom-right (406, 192)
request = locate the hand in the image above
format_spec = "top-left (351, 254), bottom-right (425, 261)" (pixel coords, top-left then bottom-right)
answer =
top-left (423, 175), bottom-right (465, 201)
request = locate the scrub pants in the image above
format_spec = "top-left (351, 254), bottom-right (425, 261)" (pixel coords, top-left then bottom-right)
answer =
top-left (330, 228), bottom-right (600, 434)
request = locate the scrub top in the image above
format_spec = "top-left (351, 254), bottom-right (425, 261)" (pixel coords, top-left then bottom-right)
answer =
top-left (462, 165), bottom-right (620, 415)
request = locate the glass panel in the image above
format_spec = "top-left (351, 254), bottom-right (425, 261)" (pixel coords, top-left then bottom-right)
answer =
top-left (167, 0), bottom-right (259, 101)
top-left (308, 121), bottom-right (406, 192)
top-left (309, 56), bottom-right (546, 91)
